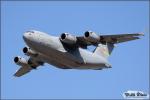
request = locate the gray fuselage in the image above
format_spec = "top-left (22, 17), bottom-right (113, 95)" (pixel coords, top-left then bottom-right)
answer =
top-left (23, 30), bottom-right (109, 69)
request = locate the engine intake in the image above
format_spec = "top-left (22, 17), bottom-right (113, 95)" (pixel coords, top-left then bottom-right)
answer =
top-left (60, 33), bottom-right (77, 44)
top-left (23, 47), bottom-right (38, 56)
top-left (84, 31), bottom-right (100, 43)
top-left (14, 56), bottom-right (28, 66)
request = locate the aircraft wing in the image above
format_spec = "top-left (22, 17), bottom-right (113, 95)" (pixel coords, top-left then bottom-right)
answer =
top-left (77, 32), bottom-right (144, 46)
top-left (14, 57), bottom-right (43, 77)
top-left (99, 33), bottom-right (144, 43)
top-left (14, 65), bottom-right (32, 77)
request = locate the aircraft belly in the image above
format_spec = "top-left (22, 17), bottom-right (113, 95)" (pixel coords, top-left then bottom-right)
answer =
top-left (38, 53), bottom-right (71, 69)
top-left (27, 41), bottom-right (80, 68)
top-left (43, 47), bottom-right (109, 69)
top-left (25, 35), bottom-right (108, 69)
top-left (68, 48), bottom-right (109, 69)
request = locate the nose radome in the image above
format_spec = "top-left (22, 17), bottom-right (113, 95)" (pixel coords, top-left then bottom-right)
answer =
top-left (23, 32), bottom-right (33, 41)
top-left (23, 32), bottom-right (29, 39)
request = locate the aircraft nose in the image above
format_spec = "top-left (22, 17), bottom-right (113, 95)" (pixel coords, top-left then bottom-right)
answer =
top-left (23, 31), bottom-right (34, 41)
top-left (23, 32), bottom-right (30, 40)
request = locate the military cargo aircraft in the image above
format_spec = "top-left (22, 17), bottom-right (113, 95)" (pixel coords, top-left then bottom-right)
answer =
top-left (14, 30), bottom-right (144, 77)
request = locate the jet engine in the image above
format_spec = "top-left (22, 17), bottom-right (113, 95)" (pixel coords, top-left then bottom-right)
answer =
top-left (84, 31), bottom-right (100, 43)
top-left (60, 33), bottom-right (77, 44)
top-left (23, 47), bottom-right (38, 57)
top-left (14, 56), bottom-right (28, 66)
top-left (27, 58), bottom-right (44, 68)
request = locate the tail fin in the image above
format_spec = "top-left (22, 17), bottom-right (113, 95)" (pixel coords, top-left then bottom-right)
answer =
top-left (93, 43), bottom-right (114, 58)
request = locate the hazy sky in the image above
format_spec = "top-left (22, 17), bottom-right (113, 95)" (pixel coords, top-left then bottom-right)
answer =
top-left (1, 1), bottom-right (149, 99)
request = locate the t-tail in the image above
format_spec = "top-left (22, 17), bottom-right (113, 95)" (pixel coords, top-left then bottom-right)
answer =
top-left (94, 43), bottom-right (114, 59)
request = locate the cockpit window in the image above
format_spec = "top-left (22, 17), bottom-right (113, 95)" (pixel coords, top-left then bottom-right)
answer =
top-left (26, 31), bottom-right (34, 33)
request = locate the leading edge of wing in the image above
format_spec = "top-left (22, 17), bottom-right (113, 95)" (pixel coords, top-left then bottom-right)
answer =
top-left (101, 32), bottom-right (144, 38)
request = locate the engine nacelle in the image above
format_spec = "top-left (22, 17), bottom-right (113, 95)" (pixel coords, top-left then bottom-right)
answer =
top-left (14, 56), bottom-right (28, 66)
top-left (60, 33), bottom-right (77, 44)
top-left (84, 31), bottom-right (100, 43)
top-left (23, 47), bottom-right (38, 57)
top-left (27, 58), bottom-right (43, 68)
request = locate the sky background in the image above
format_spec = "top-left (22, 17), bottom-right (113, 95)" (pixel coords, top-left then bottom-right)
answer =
top-left (1, 1), bottom-right (149, 99)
